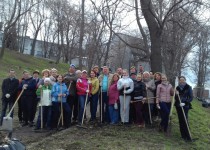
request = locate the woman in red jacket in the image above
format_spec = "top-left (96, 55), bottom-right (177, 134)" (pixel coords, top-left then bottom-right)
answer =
top-left (108, 73), bottom-right (120, 125)
top-left (76, 70), bottom-right (92, 125)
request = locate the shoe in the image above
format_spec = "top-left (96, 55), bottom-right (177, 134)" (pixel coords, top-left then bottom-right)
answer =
top-left (33, 127), bottom-right (40, 131)
top-left (28, 122), bottom-right (34, 127)
top-left (21, 122), bottom-right (28, 127)
top-left (138, 124), bottom-right (145, 128)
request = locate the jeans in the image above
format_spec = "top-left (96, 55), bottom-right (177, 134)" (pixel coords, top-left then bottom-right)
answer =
top-left (109, 105), bottom-right (119, 124)
top-left (78, 95), bottom-right (89, 124)
top-left (36, 106), bottom-right (52, 128)
top-left (0, 100), bottom-right (14, 125)
top-left (90, 93), bottom-right (99, 120)
top-left (159, 102), bottom-right (171, 132)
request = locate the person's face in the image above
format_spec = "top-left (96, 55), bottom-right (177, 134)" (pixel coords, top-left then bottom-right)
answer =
top-left (44, 81), bottom-right (50, 86)
top-left (43, 72), bottom-right (49, 77)
top-left (69, 66), bottom-right (75, 73)
top-left (179, 78), bottom-right (186, 84)
top-left (51, 71), bottom-right (57, 77)
top-left (130, 68), bottom-right (136, 73)
top-left (143, 73), bottom-right (149, 79)
top-left (137, 76), bottom-right (142, 81)
top-left (122, 71), bottom-right (128, 76)
top-left (161, 76), bottom-right (167, 82)
top-left (9, 70), bottom-right (16, 78)
top-left (57, 75), bottom-right (63, 82)
top-left (77, 72), bottom-right (82, 78)
top-left (33, 73), bottom-right (39, 78)
top-left (113, 75), bottom-right (119, 81)
top-left (82, 72), bottom-right (87, 78)
top-left (139, 66), bottom-right (144, 72)
top-left (93, 68), bottom-right (99, 73)
top-left (103, 67), bottom-right (109, 74)
top-left (149, 72), bottom-right (154, 79)
top-left (117, 68), bottom-right (122, 74)
top-left (90, 71), bottom-right (96, 78)
top-left (155, 74), bottom-right (161, 81)
top-left (130, 74), bottom-right (136, 79)
top-left (24, 72), bottom-right (30, 79)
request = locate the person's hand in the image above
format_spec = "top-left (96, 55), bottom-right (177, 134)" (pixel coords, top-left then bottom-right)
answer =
top-left (156, 104), bottom-right (160, 109)
top-left (176, 91), bottom-right (179, 94)
top-left (5, 94), bottom-right (10, 98)
top-left (180, 103), bottom-right (185, 107)
top-left (86, 90), bottom-right (89, 93)
top-left (63, 94), bottom-right (66, 97)
top-left (38, 85), bottom-right (42, 88)
top-left (58, 94), bottom-right (63, 97)
top-left (123, 90), bottom-right (127, 94)
top-left (23, 84), bottom-right (28, 89)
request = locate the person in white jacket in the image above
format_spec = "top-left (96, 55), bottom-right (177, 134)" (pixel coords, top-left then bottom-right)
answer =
top-left (117, 69), bottom-right (134, 124)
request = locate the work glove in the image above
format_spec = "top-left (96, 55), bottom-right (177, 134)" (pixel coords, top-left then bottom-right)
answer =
top-left (156, 104), bottom-right (161, 109)
top-left (5, 94), bottom-right (10, 98)
top-left (23, 84), bottom-right (28, 89)
top-left (38, 85), bottom-right (42, 88)
top-left (86, 90), bottom-right (89, 93)
top-left (180, 103), bottom-right (185, 107)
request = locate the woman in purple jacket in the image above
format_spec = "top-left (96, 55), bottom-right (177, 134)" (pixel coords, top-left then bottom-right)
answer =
top-left (108, 73), bottom-right (120, 124)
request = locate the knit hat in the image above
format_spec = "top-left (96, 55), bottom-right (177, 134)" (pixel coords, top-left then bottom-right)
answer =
top-left (44, 78), bottom-right (51, 83)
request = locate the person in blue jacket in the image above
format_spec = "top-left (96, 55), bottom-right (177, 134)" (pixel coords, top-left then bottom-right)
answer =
top-left (51, 74), bottom-right (71, 129)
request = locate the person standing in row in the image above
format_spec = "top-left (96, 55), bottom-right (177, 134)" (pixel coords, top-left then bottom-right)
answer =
top-left (0, 69), bottom-right (19, 125)
top-left (19, 70), bottom-right (37, 127)
top-left (89, 70), bottom-right (99, 122)
top-left (108, 73), bottom-right (120, 125)
top-left (64, 64), bottom-right (78, 123)
top-left (98, 66), bottom-right (113, 123)
top-left (156, 74), bottom-right (173, 134)
top-left (117, 69), bottom-right (134, 125)
top-left (175, 76), bottom-right (193, 141)
top-left (51, 74), bottom-right (71, 128)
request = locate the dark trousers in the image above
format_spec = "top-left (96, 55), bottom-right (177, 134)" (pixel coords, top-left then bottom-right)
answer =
top-left (159, 102), bottom-right (171, 132)
top-left (90, 93), bottom-right (99, 120)
top-left (0, 100), bottom-right (14, 125)
top-left (67, 95), bottom-right (78, 121)
top-left (176, 106), bottom-right (191, 140)
top-left (143, 103), bottom-right (154, 124)
top-left (134, 101), bottom-right (144, 125)
top-left (36, 106), bottom-right (52, 129)
top-left (31, 97), bottom-right (39, 122)
top-left (129, 102), bottom-right (136, 124)
top-left (99, 92), bottom-right (110, 123)
top-left (18, 99), bottom-right (23, 122)
top-left (51, 102), bottom-right (71, 128)
top-left (109, 105), bottom-right (119, 124)
top-left (21, 95), bottom-right (34, 123)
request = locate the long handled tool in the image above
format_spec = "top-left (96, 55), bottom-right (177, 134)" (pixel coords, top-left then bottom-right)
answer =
top-left (100, 86), bottom-right (103, 123)
top-left (123, 86), bottom-right (126, 124)
top-left (146, 90), bottom-right (152, 125)
top-left (57, 85), bottom-right (64, 128)
top-left (130, 97), bottom-right (158, 103)
top-left (177, 94), bottom-right (192, 140)
top-left (2, 89), bottom-right (24, 131)
top-left (40, 89), bottom-right (43, 129)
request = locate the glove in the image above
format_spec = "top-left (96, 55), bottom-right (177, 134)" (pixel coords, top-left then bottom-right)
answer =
top-left (23, 84), bottom-right (28, 89)
top-left (180, 103), bottom-right (185, 107)
top-left (123, 90), bottom-right (127, 94)
top-left (38, 85), bottom-right (42, 88)
top-left (156, 104), bottom-right (160, 109)
top-left (86, 90), bottom-right (89, 93)
top-left (5, 94), bottom-right (10, 98)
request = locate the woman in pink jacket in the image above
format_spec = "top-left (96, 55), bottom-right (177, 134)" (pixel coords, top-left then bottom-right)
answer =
top-left (156, 74), bottom-right (173, 134)
top-left (108, 73), bottom-right (120, 125)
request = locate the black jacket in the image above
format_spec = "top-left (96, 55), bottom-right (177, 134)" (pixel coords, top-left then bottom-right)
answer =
top-left (133, 80), bottom-right (146, 101)
top-left (1, 78), bottom-right (19, 102)
top-left (19, 77), bottom-right (37, 96)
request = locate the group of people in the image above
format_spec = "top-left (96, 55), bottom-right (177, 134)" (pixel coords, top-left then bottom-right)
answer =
top-left (1, 64), bottom-right (193, 142)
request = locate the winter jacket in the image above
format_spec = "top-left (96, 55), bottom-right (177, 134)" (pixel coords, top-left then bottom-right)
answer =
top-left (19, 77), bottom-right (37, 96)
top-left (89, 77), bottom-right (99, 95)
top-left (117, 76), bottom-right (134, 96)
top-left (76, 78), bottom-right (92, 96)
top-left (133, 80), bottom-right (146, 101)
top-left (156, 82), bottom-right (173, 103)
top-left (108, 81), bottom-right (119, 105)
top-left (63, 73), bottom-right (77, 96)
top-left (36, 85), bottom-right (52, 106)
top-left (51, 82), bottom-right (69, 103)
top-left (98, 73), bottom-right (113, 94)
top-left (1, 77), bottom-right (19, 102)
top-left (143, 79), bottom-right (156, 103)
top-left (175, 83), bottom-right (193, 109)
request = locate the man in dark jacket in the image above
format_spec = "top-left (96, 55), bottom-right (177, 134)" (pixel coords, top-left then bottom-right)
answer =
top-left (1, 69), bottom-right (19, 125)
top-left (19, 70), bottom-right (37, 127)
top-left (63, 64), bottom-right (78, 123)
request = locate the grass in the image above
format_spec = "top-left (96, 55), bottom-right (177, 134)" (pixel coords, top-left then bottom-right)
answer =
top-left (0, 49), bottom-right (210, 149)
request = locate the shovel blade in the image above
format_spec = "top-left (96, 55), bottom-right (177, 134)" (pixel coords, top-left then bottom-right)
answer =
top-left (2, 117), bottom-right (13, 131)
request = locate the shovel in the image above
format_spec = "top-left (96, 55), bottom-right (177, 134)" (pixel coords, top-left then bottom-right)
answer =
top-left (2, 89), bottom-right (24, 131)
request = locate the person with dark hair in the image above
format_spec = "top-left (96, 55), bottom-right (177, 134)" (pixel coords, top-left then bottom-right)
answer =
top-left (116, 68), bottom-right (123, 78)
top-left (89, 70), bottom-right (99, 122)
top-left (63, 64), bottom-right (78, 123)
top-left (1, 69), bottom-right (19, 125)
top-left (51, 74), bottom-right (71, 128)
top-left (175, 76), bottom-right (193, 142)
top-left (92, 66), bottom-right (100, 77)
top-left (19, 70), bottom-right (37, 127)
